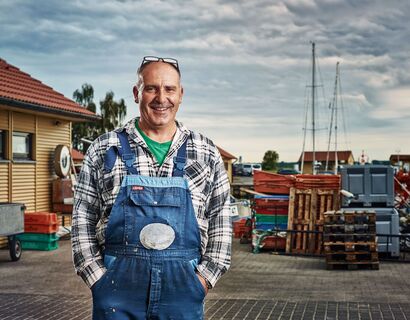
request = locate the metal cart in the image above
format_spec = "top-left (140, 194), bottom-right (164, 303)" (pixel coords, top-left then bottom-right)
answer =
top-left (0, 203), bottom-right (25, 261)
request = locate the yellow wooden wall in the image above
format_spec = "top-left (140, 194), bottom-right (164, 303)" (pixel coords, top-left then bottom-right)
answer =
top-left (36, 117), bottom-right (70, 211)
top-left (0, 108), bottom-right (71, 248)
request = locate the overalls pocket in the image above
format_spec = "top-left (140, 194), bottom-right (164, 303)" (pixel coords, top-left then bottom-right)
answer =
top-left (184, 259), bottom-right (206, 299)
top-left (91, 254), bottom-right (118, 293)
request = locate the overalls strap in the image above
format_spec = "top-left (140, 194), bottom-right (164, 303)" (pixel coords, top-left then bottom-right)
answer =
top-left (117, 130), bottom-right (139, 175)
top-left (172, 138), bottom-right (188, 177)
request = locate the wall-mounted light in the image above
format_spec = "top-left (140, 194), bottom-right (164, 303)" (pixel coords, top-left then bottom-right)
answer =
top-left (54, 120), bottom-right (61, 126)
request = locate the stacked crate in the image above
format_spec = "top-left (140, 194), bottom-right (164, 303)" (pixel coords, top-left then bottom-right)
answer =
top-left (17, 212), bottom-right (59, 251)
top-left (251, 195), bottom-right (289, 252)
top-left (323, 210), bottom-right (379, 270)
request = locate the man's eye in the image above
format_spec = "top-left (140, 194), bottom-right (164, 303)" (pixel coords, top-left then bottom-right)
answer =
top-left (145, 87), bottom-right (156, 92)
top-left (166, 87), bottom-right (176, 92)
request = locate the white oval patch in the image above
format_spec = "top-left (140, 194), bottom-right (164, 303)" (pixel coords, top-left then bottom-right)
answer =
top-left (140, 223), bottom-right (175, 250)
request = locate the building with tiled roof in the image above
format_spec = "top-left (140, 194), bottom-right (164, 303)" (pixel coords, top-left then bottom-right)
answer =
top-left (217, 146), bottom-right (237, 183)
top-left (298, 150), bottom-right (354, 174)
top-left (0, 58), bottom-right (99, 243)
top-left (0, 58), bottom-right (98, 121)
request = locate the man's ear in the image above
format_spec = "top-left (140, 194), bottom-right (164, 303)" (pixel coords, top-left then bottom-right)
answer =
top-left (179, 86), bottom-right (184, 104)
top-left (133, 85), bottom-right (139, 103)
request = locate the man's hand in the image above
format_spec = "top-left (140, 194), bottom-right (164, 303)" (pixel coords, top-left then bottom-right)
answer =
top-left (196, 273), bottom-right (209, 295)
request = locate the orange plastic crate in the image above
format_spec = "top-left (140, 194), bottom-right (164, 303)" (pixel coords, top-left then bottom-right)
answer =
top-left (25, 212), bottom-right (58, 225)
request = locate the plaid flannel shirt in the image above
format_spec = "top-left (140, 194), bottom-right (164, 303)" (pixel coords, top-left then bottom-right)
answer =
top-left (72, 118), bottom-right (232, 289)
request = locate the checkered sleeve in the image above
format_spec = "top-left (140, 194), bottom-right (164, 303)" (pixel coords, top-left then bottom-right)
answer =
top-left (196, 149), bottom-right (232, 288)
top-left (71, 141), bottom-right (106, 288)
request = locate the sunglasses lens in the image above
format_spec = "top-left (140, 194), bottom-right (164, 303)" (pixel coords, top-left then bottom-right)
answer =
top-left (140, 56), bottom-right (179, 73)
top-left (144, 56), bottom-right (160, 63)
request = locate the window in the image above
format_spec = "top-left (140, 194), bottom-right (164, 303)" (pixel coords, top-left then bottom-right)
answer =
top-left (13, 132), bottom-right (33, 160)
top-left (0, 130), bottom-right (5, 159)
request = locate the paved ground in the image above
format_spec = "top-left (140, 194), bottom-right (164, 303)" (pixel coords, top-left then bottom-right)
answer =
top-left (1, 237), bottom-right (410, 319)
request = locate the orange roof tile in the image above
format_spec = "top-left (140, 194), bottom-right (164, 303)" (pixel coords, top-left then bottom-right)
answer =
top-left (0, 58), bottom-right (98, 120)
top-left (217, 146), bottom-right (237, 160)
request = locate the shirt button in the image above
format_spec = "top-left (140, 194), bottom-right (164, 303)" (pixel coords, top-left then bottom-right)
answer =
top-left (153, 201), bottom-right (158, 205)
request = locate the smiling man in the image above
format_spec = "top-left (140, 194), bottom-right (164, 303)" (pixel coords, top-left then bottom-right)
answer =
top-left (72, 56), bottom-right (232, 320)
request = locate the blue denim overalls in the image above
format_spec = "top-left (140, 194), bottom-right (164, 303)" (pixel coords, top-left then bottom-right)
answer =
top-left (92, 130), bottom-right (205, 319)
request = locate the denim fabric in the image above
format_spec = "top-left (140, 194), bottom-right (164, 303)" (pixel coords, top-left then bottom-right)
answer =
top-left (92, 175), bottom-right (204, 319)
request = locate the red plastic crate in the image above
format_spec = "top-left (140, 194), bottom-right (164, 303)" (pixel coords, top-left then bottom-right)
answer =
top-left (233, 218), bottom-right (251, 239)
top-left (261, 236), bottom-right (286, 250)
top-left (254, 198), bottom-right (289, 208)
top-left (25, 212), bottom-right (58, 225)
top-left (253, 171), bottom-right (295, 195)
top-left (254, 207), bottom-right (288, 215)
top-left (24, 223), bottom-right (59, 234)
top-left (254, 171), bottom-right (340, 194)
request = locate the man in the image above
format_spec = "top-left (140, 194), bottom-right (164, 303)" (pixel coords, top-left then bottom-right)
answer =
top-left (72, 56), bottom-right (232, 319)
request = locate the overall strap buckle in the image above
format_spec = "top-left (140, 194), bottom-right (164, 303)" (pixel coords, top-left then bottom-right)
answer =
top-left (172, 138), bottom-right (188, 177)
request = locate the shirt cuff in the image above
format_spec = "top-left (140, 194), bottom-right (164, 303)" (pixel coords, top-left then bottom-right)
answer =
top-left (79, 259), bottom-right (107, 288)
top-left (196, 258), bottom-right (226, 289)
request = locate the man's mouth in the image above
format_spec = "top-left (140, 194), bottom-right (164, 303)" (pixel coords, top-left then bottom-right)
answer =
top-left (150, 105), bottom-right (172, 112)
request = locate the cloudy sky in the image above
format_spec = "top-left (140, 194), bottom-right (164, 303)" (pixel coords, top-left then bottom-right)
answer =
top-left (1, 0), bottom-right (409, 162)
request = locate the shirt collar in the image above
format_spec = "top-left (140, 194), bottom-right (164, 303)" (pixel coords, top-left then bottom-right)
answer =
top-left (119, 117), bottom-right (190, 151)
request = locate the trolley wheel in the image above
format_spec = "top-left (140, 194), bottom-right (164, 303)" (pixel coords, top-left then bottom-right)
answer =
top-left (8, 236), bottom-right (22, 261)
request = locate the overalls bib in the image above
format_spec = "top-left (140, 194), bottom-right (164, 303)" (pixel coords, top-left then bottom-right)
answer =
top-left (92, 130), bottom-right (205, 320)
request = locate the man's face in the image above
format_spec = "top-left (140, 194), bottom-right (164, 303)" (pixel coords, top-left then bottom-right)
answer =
top-left (133, 62), bottom-right (183, 130)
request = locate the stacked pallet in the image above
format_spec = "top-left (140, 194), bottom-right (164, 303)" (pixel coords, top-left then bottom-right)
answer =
top-left (252, 171), bottom-right (341, 254)
top-left (17, 212), bottom-right (59, 251)
top-left (251, 195), bottom-right (289, 252)
top-left (323, 210), bottom-right (379, 270)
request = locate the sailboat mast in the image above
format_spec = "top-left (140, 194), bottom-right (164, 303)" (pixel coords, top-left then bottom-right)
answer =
top-left (334, 62), bottom-right (339, 174)
top-left (311, 42), bottom-right (316, 175)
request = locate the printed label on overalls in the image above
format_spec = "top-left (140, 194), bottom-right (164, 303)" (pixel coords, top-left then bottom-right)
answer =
top-left (132, 185), bottom-right (144, 191)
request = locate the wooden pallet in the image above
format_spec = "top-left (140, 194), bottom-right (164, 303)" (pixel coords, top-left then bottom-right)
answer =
top-left (323, 224), bottom-right (376, 234)
top-left (326, 261), bottom-right (379, 270)
top-left (325, 251), bottom-right (379, 262)
top-left (324, 241), bottom-right (378, 252)
top-left (286, 188), bottom-right (340, 255)
top-left (323, 233), bottom-right (376, 242)
top-left (324, 210), bottom-right (376, 224)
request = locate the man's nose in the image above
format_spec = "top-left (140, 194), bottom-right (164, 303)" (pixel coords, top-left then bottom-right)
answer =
top-left (156, 88), bottom-right (167, 104)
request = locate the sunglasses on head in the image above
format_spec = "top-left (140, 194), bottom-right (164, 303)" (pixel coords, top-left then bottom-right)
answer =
top-left (139, 56), bottom-right (180, 75)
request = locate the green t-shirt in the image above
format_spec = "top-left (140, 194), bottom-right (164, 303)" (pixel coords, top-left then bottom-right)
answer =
top-left (136, 121), bottom-right (172, 166)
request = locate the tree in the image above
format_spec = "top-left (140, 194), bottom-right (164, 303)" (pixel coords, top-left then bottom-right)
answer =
top-left (72, 83), bottom-right (97, 151)
top-left (72, 84), bottom-right (127, 152)
top-left (262, 150), bottom-right (279, 171)
top-left (100, 91), bottom-right (127, 133)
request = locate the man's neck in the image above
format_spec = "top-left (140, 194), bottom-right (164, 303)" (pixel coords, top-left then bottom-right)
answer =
top-left (137, 119), bottom-right (176, 143)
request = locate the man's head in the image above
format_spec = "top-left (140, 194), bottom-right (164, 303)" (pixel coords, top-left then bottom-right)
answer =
top-left (133, 57), bottom-right (183, 132)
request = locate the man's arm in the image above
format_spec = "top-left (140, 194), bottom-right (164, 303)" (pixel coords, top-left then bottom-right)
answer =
top-left (71, 143), bottom-right (106, 288)
top-left (196, 151), bottom-right (232, 289)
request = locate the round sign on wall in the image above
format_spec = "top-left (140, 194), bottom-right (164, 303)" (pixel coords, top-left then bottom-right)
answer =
top-left (54, 145), bottom-right (71, 178)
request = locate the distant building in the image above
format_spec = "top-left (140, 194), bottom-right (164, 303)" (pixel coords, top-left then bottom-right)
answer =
top-left (390, 154), bottom-right (410, 171)
top-left (298, 150), bottom-right (354, 174)
top-left (217, 146), bottom-right (237, 183)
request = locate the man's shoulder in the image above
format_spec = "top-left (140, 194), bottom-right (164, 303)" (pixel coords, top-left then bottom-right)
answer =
top-left (85, 130), bottom-right (121, 166)
top-left (186, 130), bottom-right (222, 162)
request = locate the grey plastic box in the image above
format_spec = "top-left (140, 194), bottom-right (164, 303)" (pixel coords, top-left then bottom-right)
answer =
top-left (0, 203), bottom-right (25, 236)
top-left (341, 165), bottom-right (394, 207)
